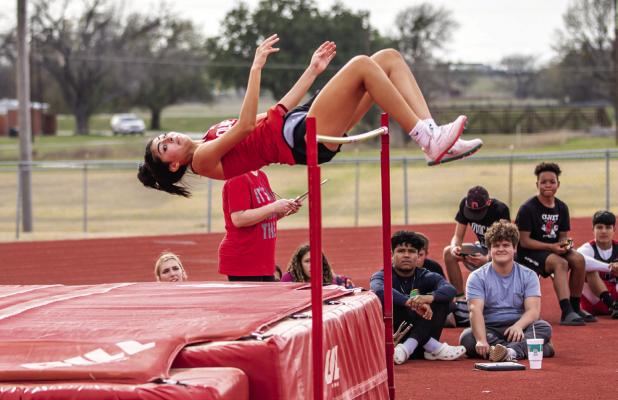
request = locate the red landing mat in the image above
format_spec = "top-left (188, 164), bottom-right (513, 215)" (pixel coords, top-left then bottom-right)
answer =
top-left (0, 282), bottom-right (348, 383)
top-left (0, 367), bottom-right (248, 400)
top-left (174, 290), bottom-right (389, 400)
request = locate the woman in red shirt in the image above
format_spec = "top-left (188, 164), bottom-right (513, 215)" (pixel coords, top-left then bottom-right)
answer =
top-left (138, 34), bottom-right (481, 197)
top-left (219, 170), bottom-right (300, 281)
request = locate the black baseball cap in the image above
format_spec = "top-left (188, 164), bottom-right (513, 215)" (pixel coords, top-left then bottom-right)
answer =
top-left (592, 210), bottom-right (615, 226)
top-left (463, 186), bottom-right (491, 221)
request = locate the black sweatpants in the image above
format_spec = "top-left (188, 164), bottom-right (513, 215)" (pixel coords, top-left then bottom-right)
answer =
top-left (393, 301), bottom-right (450, 358)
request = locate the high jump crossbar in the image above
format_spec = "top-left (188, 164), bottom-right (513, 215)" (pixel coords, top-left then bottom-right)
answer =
top-left (306, 114), bottom-right (395, 400)
top-left (316, 127), bottom-right (388, 144)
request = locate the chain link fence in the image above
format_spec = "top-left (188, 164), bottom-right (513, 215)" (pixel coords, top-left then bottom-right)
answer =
top-left (1, 149), bottom-right (617, 241)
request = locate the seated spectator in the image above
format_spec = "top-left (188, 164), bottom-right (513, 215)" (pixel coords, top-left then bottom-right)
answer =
top-left (370, 230), bottom-right (465, 364)
top-left (515, 162), bottom-right (592, 325)
top-left (416, 232), bottom-right (446, 277)
top-left (219, 169), bottom-right (300, 282)
top-left (274, 265), bottom-right (283, 282)
top-left (154, 252), bottom-right (188, 282)
top-left (416, 232), bottom-right (465, 328)
top-left (281, 244), bottom-right (354, 288)
top-left (459, 220), bottom-right (554, 362)
top-left (577, 210), bottom-right (618, 318)
top-left (443, 186), bottom-right (510, 298)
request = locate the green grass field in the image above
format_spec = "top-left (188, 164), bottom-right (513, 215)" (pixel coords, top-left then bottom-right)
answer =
top-left (1, 105), bottom-right (616, 241)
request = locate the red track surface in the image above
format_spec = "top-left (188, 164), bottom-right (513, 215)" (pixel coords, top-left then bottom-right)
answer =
top-left (2, 217), bottom-right (616, 399)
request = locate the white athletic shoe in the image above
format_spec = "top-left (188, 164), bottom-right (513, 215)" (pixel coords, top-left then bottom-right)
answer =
top-left (422, 115), bottom-right (467, 164)
top-left (426, 137), bottom-right (483, 166)
top-left (423, 342), bottom-right (466, 361)
top-left (394, 343), bottom-right (410, 365)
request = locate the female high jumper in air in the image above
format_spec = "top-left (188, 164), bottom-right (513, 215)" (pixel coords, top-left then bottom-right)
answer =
top-left (138, 34), bottom-right (482, 197)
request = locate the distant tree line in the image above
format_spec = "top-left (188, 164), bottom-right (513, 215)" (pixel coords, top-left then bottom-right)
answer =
top-left (0, 0), bottom-right (614, 135)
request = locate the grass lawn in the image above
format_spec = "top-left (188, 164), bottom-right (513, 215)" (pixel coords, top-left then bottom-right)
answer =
top-left (1, 108), bottom-right (616, 241)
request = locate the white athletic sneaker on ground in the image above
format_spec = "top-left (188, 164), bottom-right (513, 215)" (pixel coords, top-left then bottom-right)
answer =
top-left (426, 137), bottom-right (483, 166)
top-left (424, 342), bottom-right (466, 361)
top-left (422, 115), bottom-right (467, 164)
top-left (394, 343), bottom-right (411, 365)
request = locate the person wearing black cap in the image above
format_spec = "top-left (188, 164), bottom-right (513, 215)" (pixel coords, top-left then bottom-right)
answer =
top-left (515, 162), bottom-right (592, 326)
top-left (443, 186), bottom-right (510, 327)
top-left (576, 210), bottom-right (618, 318)
top-left (443, 186), bottom-right (510, 296)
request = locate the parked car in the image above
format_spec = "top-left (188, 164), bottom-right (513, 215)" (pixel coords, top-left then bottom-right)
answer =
top-left (110, 113), bottom-right (146, 135)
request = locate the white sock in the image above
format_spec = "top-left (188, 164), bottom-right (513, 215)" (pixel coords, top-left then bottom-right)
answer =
top-left (423, 118), bottom-right (437, 133)
top-left (507, 348), bottom-right (517, 360)
top-left (423, 337), bottom-right (442, 353)
top-left (402, 337), bottom-right (418, 355)
top-left (408, 120), bottom-right (431, 148)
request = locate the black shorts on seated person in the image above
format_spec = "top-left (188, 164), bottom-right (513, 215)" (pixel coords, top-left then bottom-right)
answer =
top-left (515, 247), bottom-right (571, 278)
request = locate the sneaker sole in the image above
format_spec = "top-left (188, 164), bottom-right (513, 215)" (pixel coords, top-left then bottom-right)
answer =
top-left (427, 141), bottom-right (482, 167)
top-left (431, 115), bottom-right (466, 165)
top-left (489, 345), bottom-right (509, 362)
top-left (559, 320), bottom-right (586, 326)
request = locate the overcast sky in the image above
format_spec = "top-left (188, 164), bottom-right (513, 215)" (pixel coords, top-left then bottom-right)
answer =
top-left (128, 0), bottom-right (572, 65)
top-left (7, 0), bottom-right (573, 65)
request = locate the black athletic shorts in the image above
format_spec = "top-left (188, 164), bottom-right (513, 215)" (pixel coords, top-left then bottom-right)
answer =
top-left (515, 248), bottom-right (570, 278)
top-left (282, 91), bottom-right (342, 165)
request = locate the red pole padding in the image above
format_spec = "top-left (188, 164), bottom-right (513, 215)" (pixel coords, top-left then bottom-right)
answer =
top-left (306, 117), bottom-right (324, 400)
top-left (380, 113), bottom-right (394, 400)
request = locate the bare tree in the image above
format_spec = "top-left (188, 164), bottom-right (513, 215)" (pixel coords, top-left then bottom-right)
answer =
top-left (393, 3), bottom-right (458, 62)
top-left (29, 0), bottom-right (159, 134)
top-left (499, 54), bottom-right (538, 99)
top-left (553, 0), bottom-right (614, 102)
top-left (123, 9), bottom-right (212, 130)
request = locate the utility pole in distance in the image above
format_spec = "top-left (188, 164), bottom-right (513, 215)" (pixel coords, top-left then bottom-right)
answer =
top-left (615, 0), bottom-right (618, 145)
top-left (17, 0), bottom-right (33, 232)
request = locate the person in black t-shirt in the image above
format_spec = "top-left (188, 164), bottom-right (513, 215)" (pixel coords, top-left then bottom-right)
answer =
top-left (515, 162), bottom-right (592, 326)
top-left (443, 186), bottom-right (511, 297)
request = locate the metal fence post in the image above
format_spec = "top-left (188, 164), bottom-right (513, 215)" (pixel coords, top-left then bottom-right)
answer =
top-left (606, 149), bottom-right (611, 210)
top-left (83, 163), bottom-right (88, 232)
top-left (403, 158), bottom-right (409, 225)
top-left (508, 145), bottom-right (514, 211)
top-left (207, 178), bottom-right (213, 233)
top-left (15, 163), bottom-right (22, 240)
top-left (354, 159), bottom-right (360, 227)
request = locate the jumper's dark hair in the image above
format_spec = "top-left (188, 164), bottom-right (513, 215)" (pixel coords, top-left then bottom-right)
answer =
top-left (534, 162), bottom-right (561, 178)
top-left (137, 138), bottom-right (191, 197)
top-left (485, 219), bottom-right (519, 248)
top-left (391, 230), bottom-right (425, 253)
top-left (287, 243), bottom-right (334, 285)
top-left (592, 210), bottom-right (616, 227)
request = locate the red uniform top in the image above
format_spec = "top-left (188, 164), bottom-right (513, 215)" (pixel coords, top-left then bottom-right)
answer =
top-left (202, 104), bottom-right (295, 179)
top-left (218, 170), bottom-right (278, 276)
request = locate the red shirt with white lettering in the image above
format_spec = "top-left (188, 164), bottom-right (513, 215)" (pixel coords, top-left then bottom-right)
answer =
top-left (203, 104), bottom-right (295, 179)
top-left (218, 170), bottom-right (277, 276)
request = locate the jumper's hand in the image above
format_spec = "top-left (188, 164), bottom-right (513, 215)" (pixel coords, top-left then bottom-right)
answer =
top-left (309, 41), bottom-right (336, 74)
top-left (252, 34), bottom-right (280, 69)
